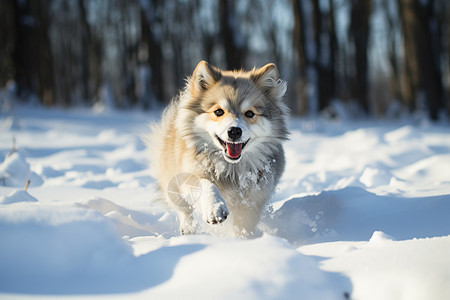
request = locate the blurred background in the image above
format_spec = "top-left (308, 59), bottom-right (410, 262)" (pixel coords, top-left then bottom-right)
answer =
top-left (0, 0), bottom-right (449, 120)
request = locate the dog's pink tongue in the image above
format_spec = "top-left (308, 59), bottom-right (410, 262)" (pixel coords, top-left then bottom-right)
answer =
top-left (226, 142), bottom-right (243, 158)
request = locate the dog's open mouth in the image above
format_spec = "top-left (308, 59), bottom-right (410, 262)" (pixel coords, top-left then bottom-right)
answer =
top-left (216, 135), bottom-right (249, 160)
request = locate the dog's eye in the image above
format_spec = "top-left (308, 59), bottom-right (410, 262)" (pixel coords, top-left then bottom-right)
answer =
top-left (214, 109), bottom-right (224, 117)
top-left (245, 110), bottom-right (255, 118)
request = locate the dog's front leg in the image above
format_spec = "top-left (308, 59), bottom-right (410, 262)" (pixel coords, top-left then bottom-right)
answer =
top-left (199, 179), bottom-right (229, 224)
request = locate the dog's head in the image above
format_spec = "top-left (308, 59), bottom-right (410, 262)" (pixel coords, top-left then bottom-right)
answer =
top-left (179, 61), bottom-right (288, 164)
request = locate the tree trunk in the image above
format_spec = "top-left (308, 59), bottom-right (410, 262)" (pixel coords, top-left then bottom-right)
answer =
top-left (292, 0), bottom-right (307, 74)
top-left (382, 0), bottom-right (402, 104)
top-left (78, 0), bottom-right (91, 104)
top-left (35, 0), bottom-right (54, 106)
top-left (0, 0), bottom-right (16, 87)
top-left (349, 0), bottom-right (372, 114)
top-left (12, 0), bottom-right (54, 105)
top-left (219, 0), bottom-right (246, 70)
top-left (140, 0), bottom-right (165, 105)
top-left (292, 0), bottom-right (314, 115)
top-left (313, 0), bottom-right (337, 111)
top-left (397, 0), bottom-right (445, 120)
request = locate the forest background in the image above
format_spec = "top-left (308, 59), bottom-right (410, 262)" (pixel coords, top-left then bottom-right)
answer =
top-left (0, 0), bottom-right (449, 120)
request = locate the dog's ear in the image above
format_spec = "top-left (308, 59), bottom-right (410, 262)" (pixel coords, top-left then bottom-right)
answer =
top-left (252, 63), bottom-right (287, 100)
top-left (192, 61), bottom-right (221, 92)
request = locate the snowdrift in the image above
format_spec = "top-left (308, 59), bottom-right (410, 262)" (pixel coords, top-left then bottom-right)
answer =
top-left (1, 106), bottom-right (449, 299)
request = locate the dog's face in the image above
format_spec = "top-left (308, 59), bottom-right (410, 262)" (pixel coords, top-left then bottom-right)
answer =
top-left (180, 61), bottom-right (288, 164)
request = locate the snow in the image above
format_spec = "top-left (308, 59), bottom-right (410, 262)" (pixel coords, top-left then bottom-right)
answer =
top-left (0, 152), bottom-right (43, 187)
top-left (1, 105), bottom-right (450, 299)
top-left (0, 190), bottom-right (38, 204)
top-left (261, 187), bottom-right (450, 246)
top-left (299, 234), bottom-right (450, 300)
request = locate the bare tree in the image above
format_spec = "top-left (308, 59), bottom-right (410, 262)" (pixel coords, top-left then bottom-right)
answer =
top-left (292, 0), bottom-right (313, 115)
top-left (397, 0), bottom-right (445, 120)
top-left (381, 0), bottom-right (402, 104)
top-left (313, 0), bottom-right (337, 111)
top-left (0, 0), bottom-right (16, 88)
top-left (139, 0), bottom-right (165, 106)
top-left (349, 0), bottom-right (372, 114)
top-left (219, 0), bottom-right (247, 70)
top-left (11, 0), bottom-right (55, 105)
top-left (77, 0), bottom-right (101, 105)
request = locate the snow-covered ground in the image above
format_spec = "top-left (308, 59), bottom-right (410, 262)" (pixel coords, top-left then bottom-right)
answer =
top-left (1, 106), bottom-right (449, 299)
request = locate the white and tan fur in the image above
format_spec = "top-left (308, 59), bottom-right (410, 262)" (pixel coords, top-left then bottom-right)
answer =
top-left (147, 61), bottom-right (288, 238)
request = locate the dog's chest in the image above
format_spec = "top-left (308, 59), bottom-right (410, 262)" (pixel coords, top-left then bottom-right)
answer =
top-left (215, 170), bottom-right (274, 204)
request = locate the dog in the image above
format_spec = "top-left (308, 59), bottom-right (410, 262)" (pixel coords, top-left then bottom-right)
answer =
top-left (147, 61), bottom-right (288, 238)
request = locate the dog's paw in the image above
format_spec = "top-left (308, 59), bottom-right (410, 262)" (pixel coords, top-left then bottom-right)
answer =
top-left (180, 224), bottom-right (196, 235)
top-left (203, 202), bottom-right (229, 225)
top-left (179, 214), bottom-right (197, 235)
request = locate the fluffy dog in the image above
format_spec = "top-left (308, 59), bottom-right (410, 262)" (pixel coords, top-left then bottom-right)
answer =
top-left (147, 61), bottom-right (288, 237)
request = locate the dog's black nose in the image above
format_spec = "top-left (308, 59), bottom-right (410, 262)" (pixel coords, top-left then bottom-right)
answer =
top-left (228, 127), bottom-right (242, 141)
